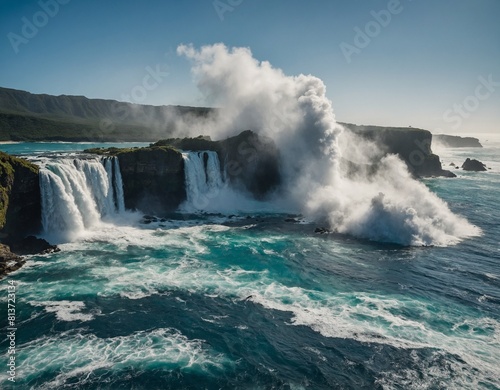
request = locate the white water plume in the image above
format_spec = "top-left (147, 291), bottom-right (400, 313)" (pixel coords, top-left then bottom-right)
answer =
top-left (178, 43), bottom-right (480, 246)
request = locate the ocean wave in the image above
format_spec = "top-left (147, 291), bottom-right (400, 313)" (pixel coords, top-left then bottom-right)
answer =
top-left (2, 328), bottom-right (231, 389)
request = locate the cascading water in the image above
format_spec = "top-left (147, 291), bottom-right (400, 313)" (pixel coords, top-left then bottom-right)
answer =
top-left (113, 157), bottom-right (126, 213)
top-left (182, 151), bottom-right (225, 210)
top-left (39, 157), bottom-right (125, 241)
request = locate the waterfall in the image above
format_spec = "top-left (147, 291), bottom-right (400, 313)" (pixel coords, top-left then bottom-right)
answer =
top-left (182, 151), bottom-right (225, 210)
top-left (39, 157), bottom-right (125, 240)
top-left (113, 157), bottom-right (126, 213)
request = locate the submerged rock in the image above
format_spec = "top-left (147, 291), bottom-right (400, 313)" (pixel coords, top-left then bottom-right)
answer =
top-left (461, 158), bottom-right (487, 171)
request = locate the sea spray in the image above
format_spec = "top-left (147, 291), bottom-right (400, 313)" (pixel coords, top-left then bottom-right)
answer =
top-left (178, 44), bottom-right (480, 245)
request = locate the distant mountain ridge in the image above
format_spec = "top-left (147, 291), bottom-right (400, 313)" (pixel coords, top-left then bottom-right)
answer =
top-left (0, 86), bottom-right (211, 141)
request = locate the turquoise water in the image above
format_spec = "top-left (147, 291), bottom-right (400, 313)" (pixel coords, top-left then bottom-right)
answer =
top-left (0, 142), bottom-right (149, 156)
top-left (1, 142), bottom-right (499, 389)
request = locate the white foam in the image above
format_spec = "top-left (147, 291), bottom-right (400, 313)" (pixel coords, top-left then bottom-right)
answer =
top-left (32, 301), bottom-right (95, 322)
top-left (9, 328), bottom-right (231, 389)
top-left (38, 156), bottom-right (126, 243)
top-left (57, 248), bottom-right (497, 386)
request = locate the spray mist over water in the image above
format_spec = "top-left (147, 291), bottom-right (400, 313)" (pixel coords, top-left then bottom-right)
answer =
top-left (178, 43), bottom-right (480, 246)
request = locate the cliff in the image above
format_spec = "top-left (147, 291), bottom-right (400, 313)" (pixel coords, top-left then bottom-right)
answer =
top-left (85, 146), bottom-right (186, 215)
top-left (86, 130), bottom-right (281, 213)
top-left (341, 123), bottom-right (456, 178)
top-left (0, 86), bottom-right (212, 142)
top-left (433, 135), bottom-right (483, 148)
top-left (0, 152), bottom-right (41, 238)
top-left (154, 130), bottom-right (281, 198)
top-left (0, 152), bottom-right (45, 278)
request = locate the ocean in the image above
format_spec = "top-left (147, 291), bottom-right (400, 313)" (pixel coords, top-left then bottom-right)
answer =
top-left (0, 139), bottom-right (499, 389)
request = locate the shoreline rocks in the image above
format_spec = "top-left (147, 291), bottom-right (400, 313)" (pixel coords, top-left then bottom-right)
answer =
top-left (0, 244), bottom-right (24, 277)
top-left (0, 237), bottom-right (60, 278)
top-left (462, 158), bottom-right (487, 172)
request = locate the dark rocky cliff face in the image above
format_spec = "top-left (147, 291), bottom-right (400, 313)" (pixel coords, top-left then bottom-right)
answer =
top-left (154, 130), bottom-right (281, 199)
top-left (221, 130), bottom-right (281, 198)
top-left (115, 147), bottom-right (186, 215)
top-left (342, 124), bottom-right (456, 178)
top-left (86, 130), bottom-right (281, 214)
top-left (0, 152), bottom-right (41, 238)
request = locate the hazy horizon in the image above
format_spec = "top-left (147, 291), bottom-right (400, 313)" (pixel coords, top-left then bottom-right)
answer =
top-left (1, 0), bottom-right (499, 135)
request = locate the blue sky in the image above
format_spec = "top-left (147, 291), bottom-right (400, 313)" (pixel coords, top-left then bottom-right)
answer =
top-left (1, 0), bottom-right (499, 133)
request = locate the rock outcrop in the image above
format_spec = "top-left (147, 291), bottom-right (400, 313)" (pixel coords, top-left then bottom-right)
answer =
top-left (118, 147), bottom-right (186, 215)
top-left (434, 135), bottom-right (483, 148)
top-left (85, 146), bottom-right (186, 215)
top-left (0, 152), bottom-right (41, 238)
top-left (0, 243), bottom-right (24, 277)
top-left (155, 130), bottom-right (281, 198)
top-left (342, 123), bottom-right (456, 178)
top-left (7, 236), bottom-right (60, 256)
top-left (86, 130), bottom-right (281, 214)
top-left (461, 158), bottom-right (487, 171)
top-left (0, 154), bottom-right (50, 278)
